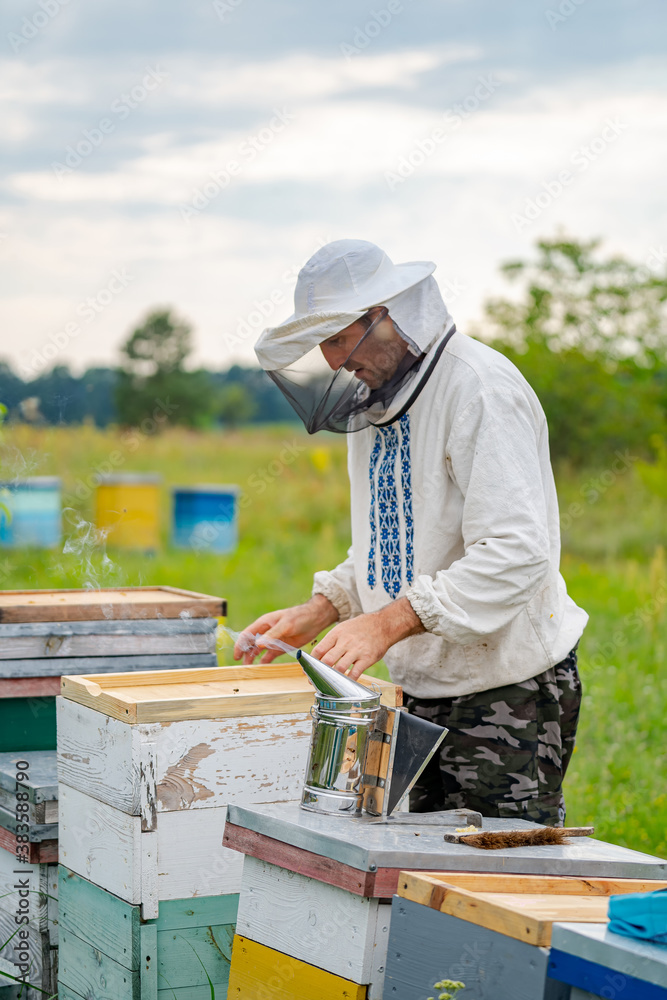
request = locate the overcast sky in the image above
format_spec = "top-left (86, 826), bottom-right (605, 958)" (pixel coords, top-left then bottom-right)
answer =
top-left (1, 0), bottom-right (665, 378)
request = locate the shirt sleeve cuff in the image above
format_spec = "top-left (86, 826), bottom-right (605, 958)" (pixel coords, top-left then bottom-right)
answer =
top-left (312, 572), bottom-right (357, 622)
top-left (405, 584), bottom-right (442, 634)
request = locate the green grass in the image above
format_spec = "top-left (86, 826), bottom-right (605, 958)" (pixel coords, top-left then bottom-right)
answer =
top-left (1, 425), bottom-right (666, 857)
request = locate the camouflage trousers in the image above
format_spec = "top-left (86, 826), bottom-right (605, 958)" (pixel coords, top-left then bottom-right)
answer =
top-left (404, 647), bottom-right (582, 826)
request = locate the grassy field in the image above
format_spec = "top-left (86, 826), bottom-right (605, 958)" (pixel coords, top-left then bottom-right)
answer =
top-left (1, 423), bottom-right (666, 857)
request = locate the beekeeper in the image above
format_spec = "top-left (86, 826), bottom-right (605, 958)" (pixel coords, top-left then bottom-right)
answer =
top-left (235, 239), bottom-right (588, 825)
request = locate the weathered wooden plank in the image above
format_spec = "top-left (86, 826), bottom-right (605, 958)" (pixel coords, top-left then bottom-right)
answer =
top-left (156, 985), bottom-right (235, 1000)
top-left (57, 699), bottom-right (147, 815)
top-left (45, 865), bottom-right (58, 946)
top-left (0, 852), bottom-right (52, 932)
top-left (0, 677), bottom-right (61, 699)
top-left (223, 822), bottom-right (376, 895)
top-left (58, 927), bottom-right (141, 999)
top-left (156, 923), bottom-right (234, 991)
top-left (0, 751), bottom-right (58, 823)
top-left (235, 856), bottom-right (380, 983)
top-left (227, 935), bottom-right (368, 999)
top-left (59, 865), bottom-right (239, 972)
top-left (0, 632), bottom-right (215, 660)
top-left (156, 807), bottom-right (244, 899)
top-left (59, 785), bottom-right (143, 904)
top-left (368, 900), bottom-right (391, 1000)
top-left (0, 587), bottom-right (226, 623)
top-left (0, 805), bottom-right (57, 842)
top-left (0, 909), bottom-right (50, 996)
top-left (58, 865), bottom-right (142, 968)
top-left (0, 619), bottom-right (217, 637)
top-left (58, 698), bottom-right (311, 816)
top-left (0, 751), bottom-right (58, 802)
top-left (56, 985), bottom-right (85, 1000)
top-left (60, 662), bottom-right (399, 723)
top-left (1, 652), bottom-right (218, 678)
top-left (59, 786), bottom-right (243, 904)
top-left (398, 871), bottom-right (667, 900)
top-left (155, 893), bottom-right (238, 931)
top-left (384, 896), bottom-right (570, 1000)
top-left (0, 791), bottom-right (58, 825)
top-left (0, 828), bottom-right (57, 863)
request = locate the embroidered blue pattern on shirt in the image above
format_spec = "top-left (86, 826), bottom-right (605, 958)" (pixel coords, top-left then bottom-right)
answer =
top-left (367, 433), bottom-right (383, 589)
top-left (367, 414), bottom-right (414, 598)
top-left (399, 413), bottom-right (414, 585)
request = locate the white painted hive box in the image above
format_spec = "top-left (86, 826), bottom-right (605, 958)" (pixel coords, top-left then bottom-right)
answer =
top-left (57, 663), bottom-right (400, 919)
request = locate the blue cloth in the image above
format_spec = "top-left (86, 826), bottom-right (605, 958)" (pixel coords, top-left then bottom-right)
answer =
top-left (608, 888), bottom-right (667, 944)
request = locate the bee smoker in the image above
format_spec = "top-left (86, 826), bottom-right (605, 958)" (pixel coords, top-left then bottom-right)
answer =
top-left (297, 649), bottom-right (448, 818)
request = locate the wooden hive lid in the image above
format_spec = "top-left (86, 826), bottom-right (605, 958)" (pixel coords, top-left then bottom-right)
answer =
top-left (60, 662), bottom-right (401, 723)
top-left (398, 871), bottom-right (667, 947)
top-left (0, 586), bottom-right (226, 623)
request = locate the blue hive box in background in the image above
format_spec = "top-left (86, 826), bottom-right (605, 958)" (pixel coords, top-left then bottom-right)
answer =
top-left (0, 477), bottom-right (61, 549)
top-left (172, 484), bottom-right (240, 553)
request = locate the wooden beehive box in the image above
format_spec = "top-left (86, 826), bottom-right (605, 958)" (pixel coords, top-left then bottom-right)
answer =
top-left (0, 586), bottom-right (226, 623)
top-left (0, 587), bottom-right (226, 753)
top-left (385, 871), bottom-right (667, 1000)
top-left (57, 663), bottom-right (400, 919)
top-left (0, 844), bottom-right (59, 999)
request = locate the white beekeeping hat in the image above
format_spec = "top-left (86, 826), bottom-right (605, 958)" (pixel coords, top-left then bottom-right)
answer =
top-left (254, 239), bottom-right (437, 370)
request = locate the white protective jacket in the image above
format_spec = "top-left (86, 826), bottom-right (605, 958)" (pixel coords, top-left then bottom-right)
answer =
top-left (312, 330), bottom-right (588, 698)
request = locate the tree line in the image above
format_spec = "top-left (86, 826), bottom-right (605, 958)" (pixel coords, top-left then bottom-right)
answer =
top-left (1, 236), bottom-right (665, 466)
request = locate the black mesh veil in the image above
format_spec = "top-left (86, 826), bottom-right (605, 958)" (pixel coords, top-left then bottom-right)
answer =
top-left (266, 309), bottom-right (428, 434)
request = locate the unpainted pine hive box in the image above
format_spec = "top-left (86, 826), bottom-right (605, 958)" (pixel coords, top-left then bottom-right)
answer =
top-left (384, 871), bottom-right (667, 1000)
top-left (57, 663), bottom-right (401, 918)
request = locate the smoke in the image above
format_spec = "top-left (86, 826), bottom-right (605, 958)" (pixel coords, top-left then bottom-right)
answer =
top-left (62, 508), bottom-right (123, 598)
top-left (218, 624), bottom-right (298, 658)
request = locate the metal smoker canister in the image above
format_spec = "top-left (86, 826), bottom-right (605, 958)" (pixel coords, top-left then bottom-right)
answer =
top-left (297, 649), bottom-right (381, 815)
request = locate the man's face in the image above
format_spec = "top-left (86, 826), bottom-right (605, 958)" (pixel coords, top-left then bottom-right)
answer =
top-left (319, 308), bottom-right (408, 390)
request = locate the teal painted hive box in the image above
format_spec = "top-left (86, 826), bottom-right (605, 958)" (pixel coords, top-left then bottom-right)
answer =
top-left (58, 866), bottom-right (237, 1000)
top-left (0, 477), bottom-right (61, 550)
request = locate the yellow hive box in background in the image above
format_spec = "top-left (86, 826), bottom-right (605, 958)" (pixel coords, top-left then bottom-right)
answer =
top-left (95, 474), bottom-right (162, 550)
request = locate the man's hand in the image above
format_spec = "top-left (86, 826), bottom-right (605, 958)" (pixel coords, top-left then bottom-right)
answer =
top-left (311, 597), bottom-right (425, 680)
top-left (233, 593), bottom-right (339, 664)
